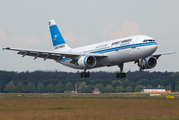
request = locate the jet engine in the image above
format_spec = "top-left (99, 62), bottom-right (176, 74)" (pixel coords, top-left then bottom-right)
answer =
top-left (138, 56), bottom-right (157, 70)
top-left (78, 55), bottom-right (97, 68)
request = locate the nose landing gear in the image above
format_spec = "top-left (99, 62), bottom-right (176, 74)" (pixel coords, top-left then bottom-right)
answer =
top-left (116, 63), bottom-right (126, 78)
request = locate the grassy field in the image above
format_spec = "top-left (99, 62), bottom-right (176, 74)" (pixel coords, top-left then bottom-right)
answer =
top-left (1, 92), bottom-right (179, 98)
top-left (0, 93), bottom-right (179, 120)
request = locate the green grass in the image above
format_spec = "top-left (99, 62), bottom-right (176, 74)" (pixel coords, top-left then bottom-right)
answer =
top-left (0, 94), bottom-right (179, 120)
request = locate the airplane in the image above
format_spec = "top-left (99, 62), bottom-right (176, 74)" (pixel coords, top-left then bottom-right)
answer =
top-left (2, 20), bottom-right (175, 78)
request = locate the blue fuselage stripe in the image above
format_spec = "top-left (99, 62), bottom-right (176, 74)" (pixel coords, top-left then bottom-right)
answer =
top-left (92, 42), bottom-right (157, 54)
top-left (59, 42), bottom-right (157, 62)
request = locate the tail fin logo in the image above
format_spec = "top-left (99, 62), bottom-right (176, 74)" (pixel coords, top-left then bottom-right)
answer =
top-left (53, 34), bottom-right (59, 41)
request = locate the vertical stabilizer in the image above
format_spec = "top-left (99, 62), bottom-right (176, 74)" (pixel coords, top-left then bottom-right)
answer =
top-left (49, 20), bottom-right (71, 51)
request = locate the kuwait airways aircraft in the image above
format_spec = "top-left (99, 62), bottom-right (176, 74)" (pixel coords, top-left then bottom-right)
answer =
top-left (3, 20), bottom-right (175, 78)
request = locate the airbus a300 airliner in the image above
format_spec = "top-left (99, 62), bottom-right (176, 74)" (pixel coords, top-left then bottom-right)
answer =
top-left (3, 20), bottom-right (175, 78)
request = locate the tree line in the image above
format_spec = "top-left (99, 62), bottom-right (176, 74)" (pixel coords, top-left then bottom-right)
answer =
top-left (0, 70), bottom-right (179, 93)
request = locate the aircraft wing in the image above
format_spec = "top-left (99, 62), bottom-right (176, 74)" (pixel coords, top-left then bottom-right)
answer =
top-left (151, 51), bottom-right (176, 59)
top-left (2, 47), bottom-right (108, 61)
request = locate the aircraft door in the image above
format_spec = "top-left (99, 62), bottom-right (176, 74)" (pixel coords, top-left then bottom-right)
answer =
top-left (129, 37), bottom-right (138, 56)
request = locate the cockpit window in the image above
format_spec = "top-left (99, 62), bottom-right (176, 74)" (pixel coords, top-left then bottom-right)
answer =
top-left (143, 39), bottom-right (155, 42)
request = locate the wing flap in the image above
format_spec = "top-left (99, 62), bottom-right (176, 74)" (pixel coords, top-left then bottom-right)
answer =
top-left (17, 51), bottom-right (60, 60)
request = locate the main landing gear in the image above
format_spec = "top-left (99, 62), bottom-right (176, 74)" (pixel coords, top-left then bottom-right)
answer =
top-left (116, 72), bottom-right (126, 78)
top-left (80, 69), bottom-right (90, 78)
top-left (116, 63), bottom-right (126, 78)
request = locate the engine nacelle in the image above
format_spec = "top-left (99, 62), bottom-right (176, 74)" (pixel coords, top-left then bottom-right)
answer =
top-left (78, 55), bottom-right (97, 68)
top-left (138, 56), bottom-right (157, 69)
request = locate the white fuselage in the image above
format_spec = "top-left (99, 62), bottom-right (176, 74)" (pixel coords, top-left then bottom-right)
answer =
top-left (59, 35), bottom-right (158, 70)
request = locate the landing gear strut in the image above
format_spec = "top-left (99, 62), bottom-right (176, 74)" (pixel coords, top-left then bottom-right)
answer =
top-left (116, 63), bottom-right (126, 78)
top-left (80, 69), bottom-right (90, 78)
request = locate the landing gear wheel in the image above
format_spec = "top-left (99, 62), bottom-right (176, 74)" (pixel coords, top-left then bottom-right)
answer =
top-left (80, 71), bottom-right (90, 78)
top-left (86, 72), bottom-right (90, 77)
top-left (80, 72), bottom-right (84, 78)
top-left (83, 72), bottom-right (86, 78)
top-left (122, 73), bottom-right (126, 78)
top-left (116, 73), bottom-right (120, 78)
top-left (116, 73), bottom-right (126, 78)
